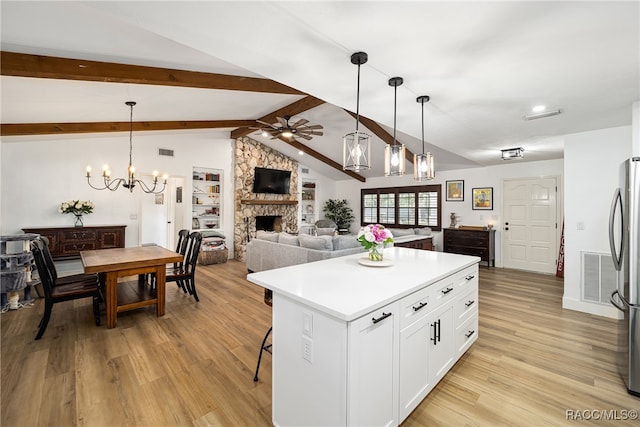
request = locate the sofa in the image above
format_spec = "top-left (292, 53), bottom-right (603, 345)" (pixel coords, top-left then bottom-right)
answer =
top-left (246, 231), bottom-right (365, 273)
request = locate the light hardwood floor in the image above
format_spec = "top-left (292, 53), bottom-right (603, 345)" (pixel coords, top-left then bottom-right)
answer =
top-left (2, 261), bottom-right (638, 426)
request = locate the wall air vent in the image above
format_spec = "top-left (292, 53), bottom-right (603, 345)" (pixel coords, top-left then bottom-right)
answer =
top-left (159, 148), bottom-right (174, 157)
top-left (301, 167), bottom-right (309, 174)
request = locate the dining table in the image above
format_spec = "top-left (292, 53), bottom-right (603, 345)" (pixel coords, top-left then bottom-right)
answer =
top-left (80, 245), bottom-right (183, 329)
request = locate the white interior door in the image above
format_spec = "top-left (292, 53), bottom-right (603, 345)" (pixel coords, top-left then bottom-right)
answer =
top-left (139, 176), bottom-right (184, 249)
top-left (503, 177), bottom-right (559, 273)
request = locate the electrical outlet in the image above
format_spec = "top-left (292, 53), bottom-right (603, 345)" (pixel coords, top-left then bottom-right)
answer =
top-left (302, 336), bottom-right (313, 363)
top-left (130, 214), bottom-right (137, 220)
top-left (577, 222), bottom-right (585, 231)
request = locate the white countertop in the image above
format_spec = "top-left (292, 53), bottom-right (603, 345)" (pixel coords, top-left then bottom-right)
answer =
top-left (247, 247), bottom-right (480, 321)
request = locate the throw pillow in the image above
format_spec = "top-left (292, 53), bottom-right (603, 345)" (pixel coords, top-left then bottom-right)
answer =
top-left (332, 235), bottom-right (362, 250)
top-left (256, 230), bottom-right (279, 242)
top-left (316, 227), bottom-right (336, 236)
top-left (298, 234), bottom-right (333, 251)
top-left (278, 232), bottom-right (299, 246)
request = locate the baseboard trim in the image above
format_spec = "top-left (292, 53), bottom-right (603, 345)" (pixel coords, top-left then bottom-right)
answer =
top-left (562, 296), bottom-right (623, 319)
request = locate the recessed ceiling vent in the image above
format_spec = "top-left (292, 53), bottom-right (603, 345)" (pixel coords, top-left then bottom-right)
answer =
top-left (523, 109), bottom-right (562, 121)
top-left (159, 148), bottom-right (174, 157)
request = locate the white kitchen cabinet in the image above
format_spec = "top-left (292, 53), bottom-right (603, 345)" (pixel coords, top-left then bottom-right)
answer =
top-left (348, 302), bottom-right (399, 426)
top-left (427, 301), bottom-right (455, 384)
top-left (397, 264), bottom-right (478, 422)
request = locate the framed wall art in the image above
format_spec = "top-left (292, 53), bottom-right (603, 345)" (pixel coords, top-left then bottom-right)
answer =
top-left (446, 180), bottom-right (464, 201)
top-left (472, 187), bottom-right (493, 210)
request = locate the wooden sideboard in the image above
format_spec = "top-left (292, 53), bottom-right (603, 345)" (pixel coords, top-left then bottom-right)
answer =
top-left (443, 228), bottom-right (495, 267)
top-left (394, 236), bottom-right (433, 251)
top-left (22, 225), bottom-right (126, 260)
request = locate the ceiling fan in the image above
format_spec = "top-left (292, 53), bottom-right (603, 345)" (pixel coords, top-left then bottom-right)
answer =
top-left (251, 115), bottom-right (324, 141)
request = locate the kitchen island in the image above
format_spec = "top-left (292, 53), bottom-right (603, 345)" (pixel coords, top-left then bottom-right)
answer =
top-left (247, 247), bottom-right (480, 426)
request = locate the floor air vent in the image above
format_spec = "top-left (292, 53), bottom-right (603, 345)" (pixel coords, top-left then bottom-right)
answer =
top-left (581, 251), bottom-right (617, 304)
top-left (159, 148), bottom-right (174, 157)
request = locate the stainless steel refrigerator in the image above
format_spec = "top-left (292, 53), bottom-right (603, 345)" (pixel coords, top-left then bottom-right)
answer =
top-left (609, 156), bottom-right (640, 397)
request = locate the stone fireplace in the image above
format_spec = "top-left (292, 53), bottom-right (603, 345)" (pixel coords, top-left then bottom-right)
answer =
top-left (234, 136), bottom-right (299, 261)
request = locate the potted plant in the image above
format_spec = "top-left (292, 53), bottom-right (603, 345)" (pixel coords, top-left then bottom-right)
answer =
top-left (322, 199), bottom-right (355, 234)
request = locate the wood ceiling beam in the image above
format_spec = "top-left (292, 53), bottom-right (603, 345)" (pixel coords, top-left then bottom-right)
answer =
top-left (1, 51), bottom-right (304, 94)
top-left (346, 111), bottom-right (416, 164)
top-left (275, 136), bottom-right (366, 183)
top-left (230, 95), bottom-right (326, 139)
top-left (1, 120), bottom-right (255, 136)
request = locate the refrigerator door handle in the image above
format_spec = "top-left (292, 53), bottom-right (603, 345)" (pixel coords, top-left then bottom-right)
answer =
top-left (609, 188), bottom-right (624, 271)
top-left (610, 290), bottom-right (628, 312)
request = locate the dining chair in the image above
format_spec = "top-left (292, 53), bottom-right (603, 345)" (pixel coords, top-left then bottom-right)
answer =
top-left (253, 288), bottom-right (273, 382)
top-left (143, 228), bottom-right (191, 287)
top-left (166, 231), bottom-right (203, 301)
top-left (38, 236), bottom-right (100, 286)
top-left (30, 238), bottom-right (102, 340)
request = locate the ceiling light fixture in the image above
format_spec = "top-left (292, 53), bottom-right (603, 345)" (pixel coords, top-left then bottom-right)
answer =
top-left (523, 109), bottom-right (562, 120)
top-left (414, 95), bottom-right (435, 181)
top-left (385, 77), bottom-right (406, 176)
top-left (86, 101), bottom-right (167, 193)
top-left (501, 147), bottom-right (524, 160)
top-left (343, 52), bottom-right (371, 172)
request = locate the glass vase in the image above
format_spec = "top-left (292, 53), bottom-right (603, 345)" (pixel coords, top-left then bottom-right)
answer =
top-left (368, 243), bottom-right (384, 262)
top-left (74, 214), bottom-right (84, 227)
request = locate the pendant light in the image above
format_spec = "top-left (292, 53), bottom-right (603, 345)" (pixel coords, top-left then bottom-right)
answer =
top-left (384, 77), bottom-right (406, 176)
top-left (413, 95), bottom-right (435, 181)
top-left (343, 52), bottom-right (371, 171)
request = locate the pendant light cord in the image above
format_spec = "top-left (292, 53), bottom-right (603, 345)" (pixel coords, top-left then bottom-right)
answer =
top-left (128, 103), bottom-right (134, 169)
top-left (393, 84), bottom-right (397, 146)
top-left (421, 98), bottom-right (425, 154)
top-left (355, 62), bottom-right (361, 132)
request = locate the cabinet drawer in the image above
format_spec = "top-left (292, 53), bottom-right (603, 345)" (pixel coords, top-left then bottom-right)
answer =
top-left (454, 288), bottom-right (478, 326)
top-left (61, 241), bottom-right (97, 254)
top-left (399, 286), bottom-right (434, 330)
top-left (61, 229), bottom-right (97, 241)
top-left (453, 265), bottom-right (478, 294)
top-left (455, 313), bottom-right (478, 355)
top-left (448, 245), bottom-right (486, 258)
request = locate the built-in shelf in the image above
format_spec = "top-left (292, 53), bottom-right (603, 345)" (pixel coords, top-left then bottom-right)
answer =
top-left (241, 199), bottom-right (298, 205)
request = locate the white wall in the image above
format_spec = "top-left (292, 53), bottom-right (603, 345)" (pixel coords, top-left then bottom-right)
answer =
top-left (334, 158), bottom-right (564, 266)
top-left (563, 125), bottom-right (631, 318)
top-left (1, 131), bottom-right (235, 256)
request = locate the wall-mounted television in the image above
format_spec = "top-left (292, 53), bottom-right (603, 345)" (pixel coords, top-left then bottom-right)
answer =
top-left (252, 167), bottom-right (291, 194)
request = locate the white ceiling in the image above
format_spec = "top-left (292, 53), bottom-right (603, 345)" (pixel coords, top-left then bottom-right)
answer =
top-left (2, 1), bottom-right (638, 180)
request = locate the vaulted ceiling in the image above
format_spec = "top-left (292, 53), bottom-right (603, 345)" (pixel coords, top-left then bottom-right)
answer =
top-left (2, 1), bottom-right (638, 181)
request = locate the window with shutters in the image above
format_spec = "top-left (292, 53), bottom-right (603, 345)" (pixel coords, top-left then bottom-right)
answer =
top-left (361, 185), bottom-right (441, 230)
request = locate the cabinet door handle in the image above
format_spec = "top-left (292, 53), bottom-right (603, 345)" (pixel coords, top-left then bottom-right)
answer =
top-left (437, 319), bottom-right (441, 343)
top-left (465, 275), bottom-right (475, 281)
top-left (431, 321), bottom-right (438, 345)
top-left (441, 287), bottom-right (453, 295)
top-left (465, 330), bottom-right (475, 339)
top-left (371, 312), bottom-right (392, 324)
top-left (412, 301), bottom-right (428, 312)
top-left (465, 300), bottom-right (475, 308)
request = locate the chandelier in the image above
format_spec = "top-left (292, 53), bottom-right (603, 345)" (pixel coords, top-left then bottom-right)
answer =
top-left (413, 95), bottom-right (435, 181)
top-left (86, 101), bottom-right (167, 193)
top-left (343, 52), bottom-right (372, 172)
